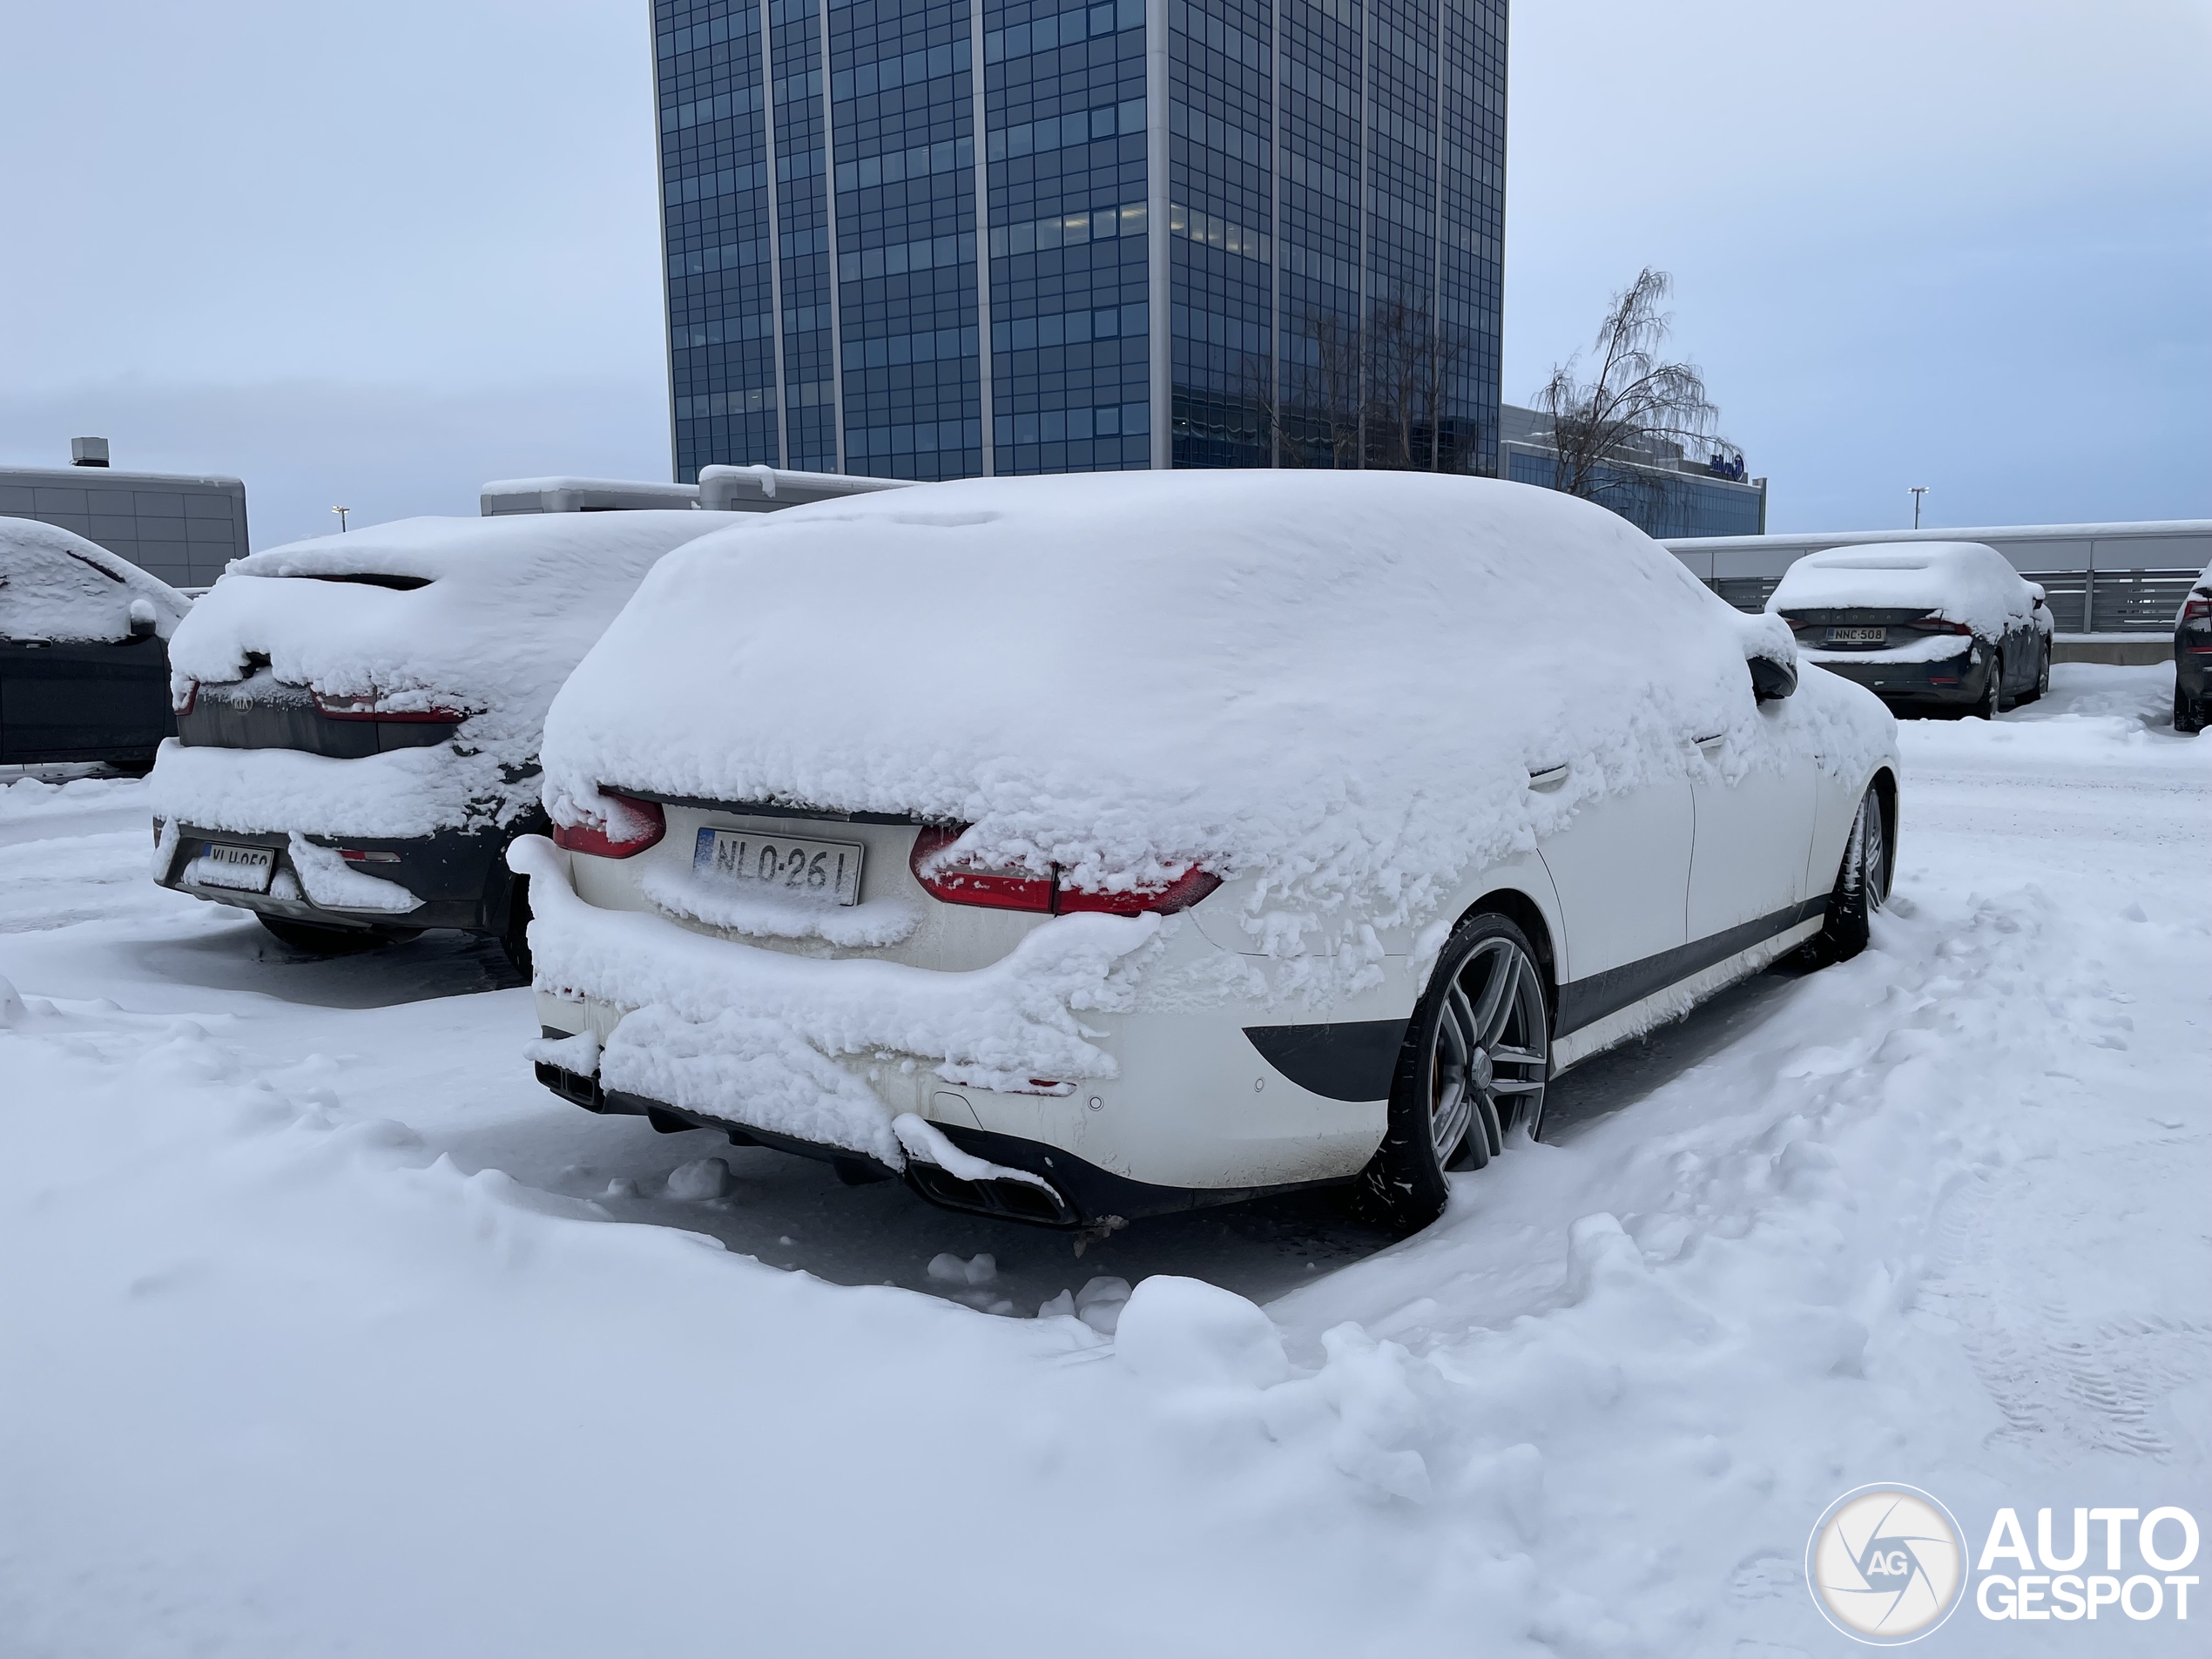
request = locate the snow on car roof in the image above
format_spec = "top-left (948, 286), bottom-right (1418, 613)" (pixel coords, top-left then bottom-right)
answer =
top-left (152, 510), bottom-right (751, 839)
top-left (172, 511), bottom-right (749, 714)
top-left (542, 471), bottom-right (1890, 939)
top-left (0, 516), bottom-right (192, 642)
top-left (1767, 540), bottom-right (2033, 637)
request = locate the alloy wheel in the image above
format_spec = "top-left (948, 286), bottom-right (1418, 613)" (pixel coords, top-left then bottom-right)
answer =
top-left (1427, 934), bottom-right (1549, 1163)
top-left (1858, 792), bottom-right (1889, 911)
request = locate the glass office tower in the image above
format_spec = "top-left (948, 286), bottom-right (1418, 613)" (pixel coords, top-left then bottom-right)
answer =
top-left (654, 0), bottom-right (1505, 481)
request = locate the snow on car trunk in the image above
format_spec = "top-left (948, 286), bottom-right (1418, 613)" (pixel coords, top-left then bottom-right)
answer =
top-left (148, 510), bottom-right (746, 839)
top-left (1768, 541), bottom-right (2033, 640)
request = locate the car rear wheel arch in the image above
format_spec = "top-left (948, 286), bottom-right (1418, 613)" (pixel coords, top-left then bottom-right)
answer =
top-left (1447, 887), bottom-right (1557, 1031)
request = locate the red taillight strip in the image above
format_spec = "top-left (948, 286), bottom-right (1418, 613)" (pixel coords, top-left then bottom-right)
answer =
top-left (550, 792), bottom-right (667, 860)
top-left (312, 689), bottom-right (466, 723)
top-left (1918, 614), bottom-right (1975, 636)
top-left (909, 826), bottom-right (1220, 916)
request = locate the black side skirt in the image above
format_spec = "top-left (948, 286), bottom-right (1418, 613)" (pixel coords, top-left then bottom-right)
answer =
top-left (1554, 896), bottom-right (1827, 1038)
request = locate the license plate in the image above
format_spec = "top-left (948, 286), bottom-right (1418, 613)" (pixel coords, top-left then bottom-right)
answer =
top-left (694, 827), bottom-right (864, 907)
top-left (1826, 626), bottom-right (1886, 645)
top-left (195, 842), bottom-right (275, 892)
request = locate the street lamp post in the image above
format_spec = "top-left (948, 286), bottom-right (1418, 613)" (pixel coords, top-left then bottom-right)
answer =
top-left (332, 505), bottom-right (350, 533)
top-left (1909, 486), bottom-right (1927, 530)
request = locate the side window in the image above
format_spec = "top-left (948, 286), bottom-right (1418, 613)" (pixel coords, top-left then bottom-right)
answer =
top-left (0, 545), bottom-right (131, 642)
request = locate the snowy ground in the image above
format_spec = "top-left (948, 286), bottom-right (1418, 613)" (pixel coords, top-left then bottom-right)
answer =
top-left (2, 664), bottom-right (2205, 1657)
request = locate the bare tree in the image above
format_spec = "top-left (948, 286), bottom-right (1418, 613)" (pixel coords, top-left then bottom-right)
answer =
top-left (1248, 295), bottom-right (1472, 471)
top-left (1534, 268), bottom-right (1724, 510)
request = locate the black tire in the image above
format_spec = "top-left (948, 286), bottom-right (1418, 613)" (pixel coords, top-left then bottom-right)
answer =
top-left (2033, 643), bottom-right (2050, 702)
top-left (1979, 651), bottom-right (2006, 718)
top-left (1354, 913), bottom-right (1550, 1238)
top-left (1805, 786), bottom-right (1889, 966)
top-left (496, 873), bottom-right (533, 977)
top-left (2177, 684), bottom-right (2204, 735)
top-left (256, 914), bottom-right (391, 956)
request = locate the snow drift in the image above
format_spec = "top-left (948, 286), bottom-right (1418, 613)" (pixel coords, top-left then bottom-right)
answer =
top-left (542, 471), bottom-right (1891, 934)
top-left (1768, 541), bottom-right (2033, 639)
top-left (150, 511), bottom-right (746, 838)
top-left (0, 516), bottom-right (192, 642)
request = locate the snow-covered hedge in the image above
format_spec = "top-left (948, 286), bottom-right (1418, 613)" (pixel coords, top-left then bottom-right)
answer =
top-left (0, 516), bottom-right (192, 643)
top-left (1767, 541), bottom-right (2033, 639)
top-left (152, 511), bottom-right (745, 838)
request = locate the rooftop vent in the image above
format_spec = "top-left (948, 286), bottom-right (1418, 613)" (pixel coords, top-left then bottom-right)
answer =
top-left (71, 436), bottom-right (111, 469)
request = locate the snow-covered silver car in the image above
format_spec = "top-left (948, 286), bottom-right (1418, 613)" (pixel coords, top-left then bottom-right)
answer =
top-left (516, 473), bottom-right (1899, 1236)
top-left (150, 511), bottom-right (744, 962)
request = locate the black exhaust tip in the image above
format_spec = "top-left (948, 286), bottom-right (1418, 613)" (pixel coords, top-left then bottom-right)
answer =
top-left (905, 1161), bottom-right (1079, 1227)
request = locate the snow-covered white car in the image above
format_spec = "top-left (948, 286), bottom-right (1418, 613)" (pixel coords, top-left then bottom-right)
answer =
top-left (515, 473), bottom-right (1899, 1237)
top-left (150, 511), bottom-right (745, 962)
top-left (1770, 541), bottom-right (2049, 718)
top-left (2174, 560), bottom-right (2212, 733)
top-left (1, 516), bottom-right (192, 770)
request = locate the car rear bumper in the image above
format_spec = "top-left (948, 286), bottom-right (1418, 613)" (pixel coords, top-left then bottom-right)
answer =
top-left (154, 819), bottom-right (526, 934)
top-left (1809, 649), bottom-right (1993, 710)
top-left (531, 1034), bottom-right (1339, 1230)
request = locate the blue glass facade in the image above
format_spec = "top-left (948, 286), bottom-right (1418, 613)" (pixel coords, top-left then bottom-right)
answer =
top-left (1504, 450), bottom-right (1768, 539)
top-left (654, 0), bottom-right (1507, 480)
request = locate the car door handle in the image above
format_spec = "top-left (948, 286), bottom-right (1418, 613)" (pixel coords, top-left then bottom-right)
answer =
top-left (1695, 732), bottom-right (1726, 752)
top-left (1527, 764), bottom-right (1569, 792)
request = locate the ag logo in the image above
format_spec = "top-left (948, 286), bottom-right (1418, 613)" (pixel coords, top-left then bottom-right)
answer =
top-left (1807, 1484), bottom-right (1968, 1644)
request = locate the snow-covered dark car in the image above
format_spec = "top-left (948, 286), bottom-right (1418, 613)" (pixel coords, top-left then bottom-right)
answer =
top-left (1770, 541), bottom-right (2049, 718)
top-left (1, 517), bottom-right (192, 771)
top-left (515, 472), bottom-right (1898, 1238)
top-left (148, 511), bottom-right (745, 963)
top-left (2174, 562), bottom-right (2211, 733)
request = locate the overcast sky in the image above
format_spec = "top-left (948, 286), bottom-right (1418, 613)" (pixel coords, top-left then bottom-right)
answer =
top-left (2, 0), bottom-right (2205, 549)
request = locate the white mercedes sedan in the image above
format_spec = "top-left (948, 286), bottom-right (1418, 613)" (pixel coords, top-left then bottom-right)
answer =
top-left (512, 472), bottom-right (1898, 1238)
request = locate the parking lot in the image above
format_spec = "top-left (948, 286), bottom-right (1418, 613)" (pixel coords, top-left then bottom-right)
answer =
top-left (2, 662), bottom-right (2206, 1656)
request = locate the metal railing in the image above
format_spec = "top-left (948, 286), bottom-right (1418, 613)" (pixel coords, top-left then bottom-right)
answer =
top-left (1705, 568), bottom-right (2198, 633)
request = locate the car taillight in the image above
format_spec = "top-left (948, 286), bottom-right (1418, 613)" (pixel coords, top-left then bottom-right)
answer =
top-left (172, 680), bottom-right (198, 715)
top-left (909, 826), bottom-right (1221, 916)
top-left (1918, 615), bottom-right (1975, 636)
top-left (908, 826), bottom-right (1054, 912)
top-left (312, 688), bottom-right (466, 722)
top-left (550, 792), bottom-right (666, 859)
top-left (1056, 867), bottom-right (1224, 915)
top-left (2184, 595), bottom-right (2212, 624)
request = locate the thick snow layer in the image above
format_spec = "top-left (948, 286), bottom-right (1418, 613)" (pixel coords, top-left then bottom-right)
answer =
top-left (1, 665), bottom-right (2204, 1656)
top-left (542, 474), bottom-right (1890, 954)
top-left (0, 516), bottom-right (192, 641)
top-left (515, 833), bottom-right (1158, 1143)
top-left (1770, 540), bottom-right (2034, 639)
top-left (1802, 632), bottom-right (1975, 666)
top-left (637, 858), bottom-right (921, 948)
top-left (149, 511), bottom-right (744, 838)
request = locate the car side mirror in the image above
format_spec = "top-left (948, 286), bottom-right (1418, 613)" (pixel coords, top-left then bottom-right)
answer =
top-left (127, 599), bottom-right (158, 639)
top-left (1748, 651), bottom-right (1797, 702)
